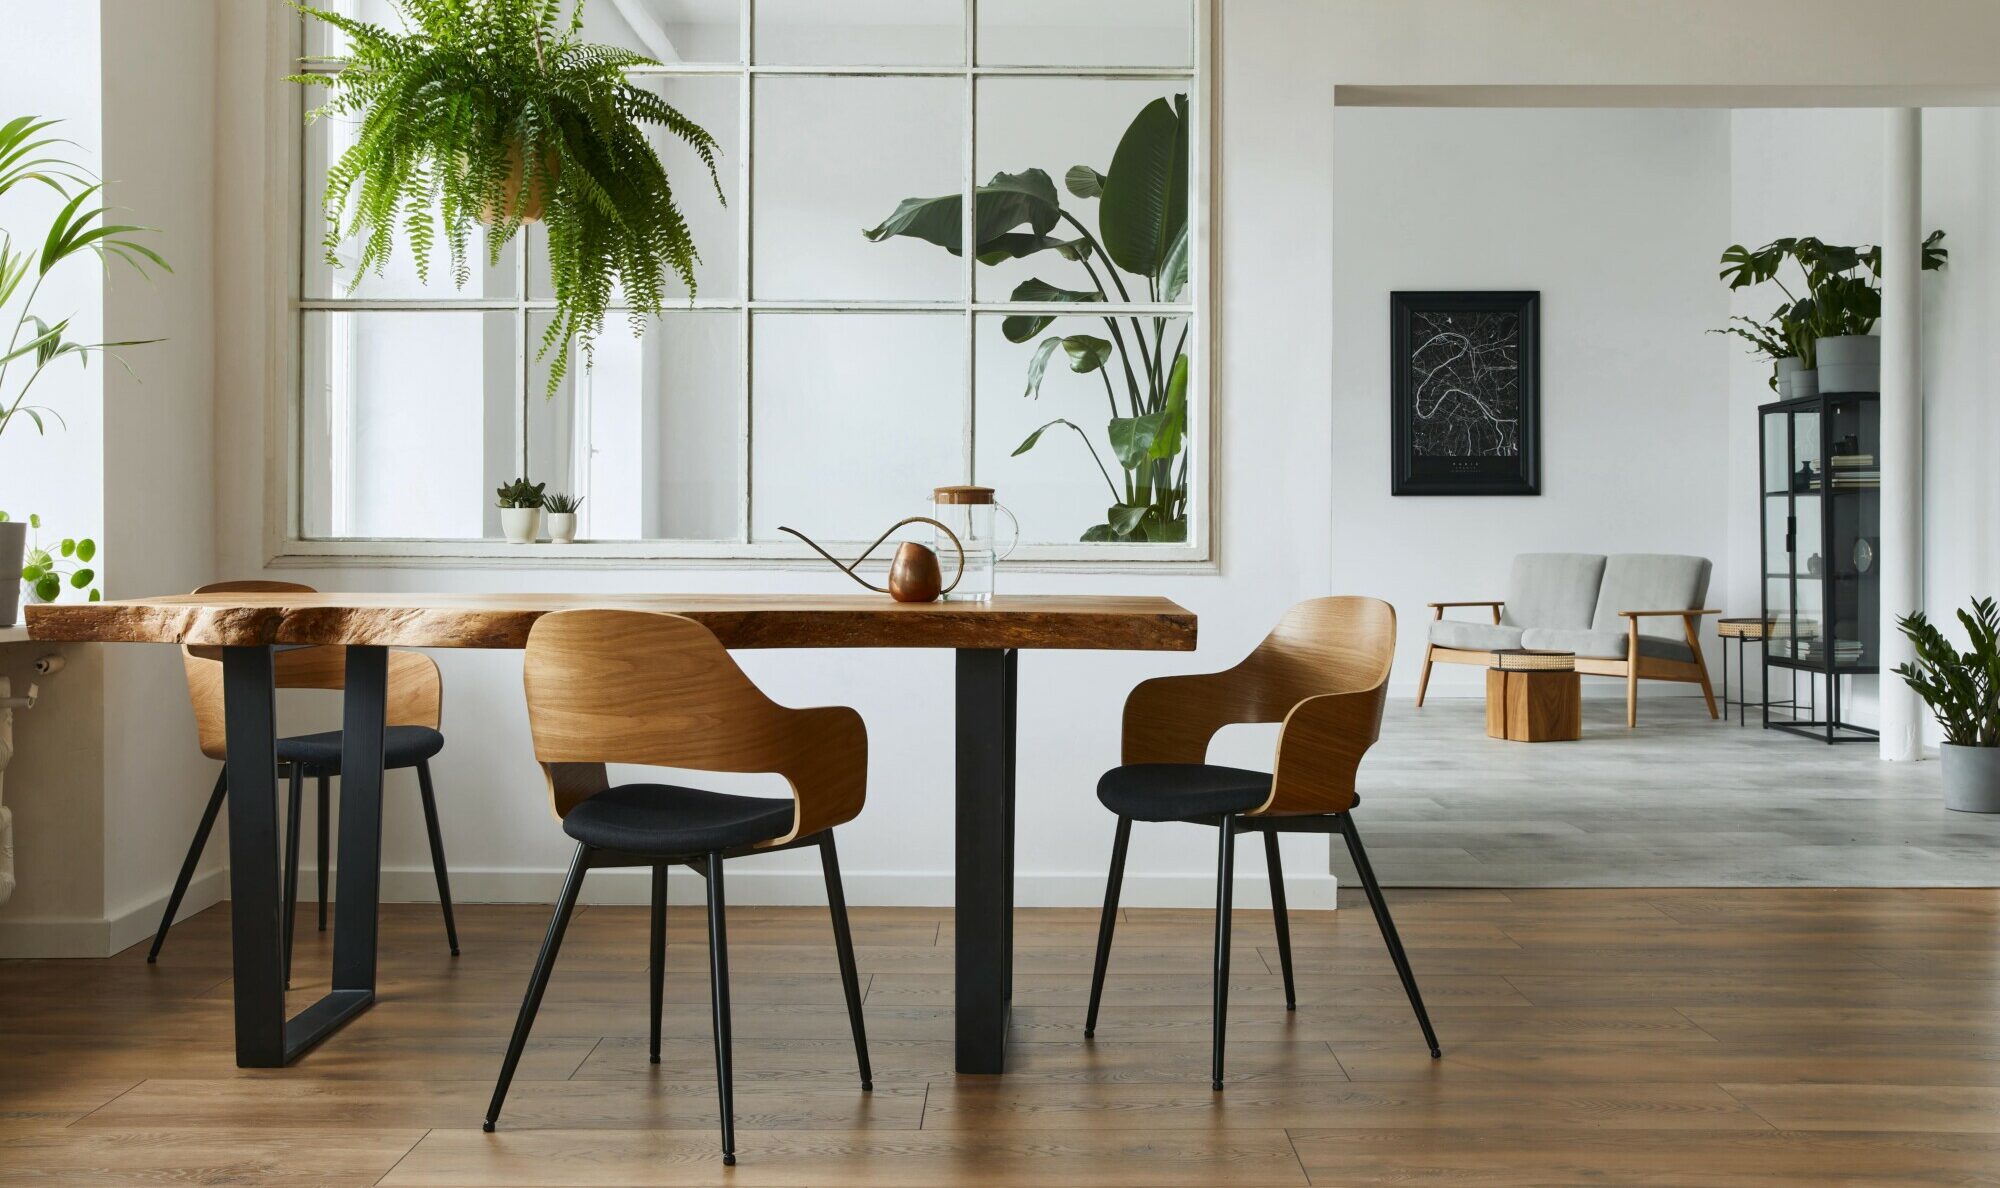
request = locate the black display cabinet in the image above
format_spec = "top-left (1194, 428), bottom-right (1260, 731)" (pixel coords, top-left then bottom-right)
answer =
top-left (1758, 389), bottom-right (1880, 742)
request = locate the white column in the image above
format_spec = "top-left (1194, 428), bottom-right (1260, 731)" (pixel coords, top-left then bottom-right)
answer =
top-left (1879, 109), bottom-right (1923, 761)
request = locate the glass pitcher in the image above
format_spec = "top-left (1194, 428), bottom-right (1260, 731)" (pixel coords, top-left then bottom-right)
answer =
top-left (932, 486), bottom-right (1019, 601)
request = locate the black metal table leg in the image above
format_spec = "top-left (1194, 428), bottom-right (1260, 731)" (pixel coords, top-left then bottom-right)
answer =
top-left (220, 646), bottom-right (285, 1067)
top-left (955, 648), bottom-right (1017, 1074)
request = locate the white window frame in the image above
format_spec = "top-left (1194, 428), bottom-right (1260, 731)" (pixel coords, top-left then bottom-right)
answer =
top-left (272, 0), bottom-right (1215, 568)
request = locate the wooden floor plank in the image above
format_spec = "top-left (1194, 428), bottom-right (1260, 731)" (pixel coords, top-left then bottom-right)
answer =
top-left (3, 891), bottom-right (1995, 1184)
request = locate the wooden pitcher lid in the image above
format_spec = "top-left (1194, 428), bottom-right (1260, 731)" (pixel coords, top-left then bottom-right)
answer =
top-left (933, 485), bottom-right (996, 505)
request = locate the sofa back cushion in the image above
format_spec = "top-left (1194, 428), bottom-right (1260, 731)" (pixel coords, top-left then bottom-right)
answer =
top-left (1592, 554), bottom-right (1713, 640)
top-left (1500, 554), bottom-right (1606, 630)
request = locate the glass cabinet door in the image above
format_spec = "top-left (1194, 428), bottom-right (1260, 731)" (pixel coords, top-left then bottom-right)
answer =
top-left (1761, 408), bottom-right (1796, 663)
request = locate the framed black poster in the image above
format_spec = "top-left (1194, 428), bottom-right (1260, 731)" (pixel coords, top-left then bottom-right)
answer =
top-left (1390, 290), bottom-right (1540, 496)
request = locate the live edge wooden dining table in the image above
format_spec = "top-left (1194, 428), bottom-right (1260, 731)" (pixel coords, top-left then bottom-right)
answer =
top-left (26, 592), bottom-right (1195, 1074)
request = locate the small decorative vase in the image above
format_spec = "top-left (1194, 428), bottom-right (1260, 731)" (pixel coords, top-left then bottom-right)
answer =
top-left (546, 512), bottom-right (577, 544)
top-left (0, 520), bottom-right (23, 626)
top-left (1791, 368), bottom-right (1820, 399)
top-left (1941, 743), bottom-right (2000, 813)
top-left (1815, 335), bottom-right (1880, 394)
top-left (1774, 356), bottom-right (1805, 400)
top-left (500, 506), bottom-right (541, 544)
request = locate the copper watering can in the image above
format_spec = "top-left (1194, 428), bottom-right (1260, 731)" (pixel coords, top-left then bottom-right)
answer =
top-left (777, 517), bottom-right (967, 603)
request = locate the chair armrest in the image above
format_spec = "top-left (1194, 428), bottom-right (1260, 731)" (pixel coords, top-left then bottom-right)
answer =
top-left (1618, 608), bottom-right (1720, 618)
top-left (1428, 600), bottom-right (1504, 609)
top-left (1262, 686), bottom-right (1387, 816)
top-left (1123, 667), bottom-right (1266, 766)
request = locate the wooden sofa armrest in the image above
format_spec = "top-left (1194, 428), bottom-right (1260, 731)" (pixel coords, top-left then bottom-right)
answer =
top-left (1428, 600), bottom-right (1504, 625)
top-left (1618, 608), bottom-right (1720, 618)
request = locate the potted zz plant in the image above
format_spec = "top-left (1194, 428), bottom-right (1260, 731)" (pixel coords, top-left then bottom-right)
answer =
top-left (1895, 597), bottom-right (2000, 813)
top-left (496, 477), bottom-right (545, 544)
top-left (293, 0), bottom-right (723, 396)
top-left (866, 95), bottom-right (1190, 543)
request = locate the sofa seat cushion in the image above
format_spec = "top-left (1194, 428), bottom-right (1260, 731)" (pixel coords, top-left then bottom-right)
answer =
top-left (1519, 626), bottom-right (1696, 664)
top-left (1428, 620), bottom-right (1526, 653)
top-left (1500, 554), bottom-right (1606, 631)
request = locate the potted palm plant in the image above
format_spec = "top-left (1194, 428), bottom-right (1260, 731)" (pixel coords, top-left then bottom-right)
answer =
top-left (1896, 597), bottom-right (2000, 813)
top-left (866, 95), bottom-right (1190, 543)
top-left (0, 116), bottom-right (167, 624)
top-left (293, 0), bottom-right (723, 396)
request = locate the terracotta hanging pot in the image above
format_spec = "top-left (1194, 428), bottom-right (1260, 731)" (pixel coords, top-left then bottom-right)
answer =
top-left (479, 140), bottom-right (556, 225)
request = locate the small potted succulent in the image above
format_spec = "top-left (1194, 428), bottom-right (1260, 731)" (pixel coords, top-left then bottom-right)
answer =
top-left (1895, 597), bottom-right (2000, 813)
top-left (495, 477), bottom-right (545, 544)
top-left (543, 492), bottom-right (582, 544)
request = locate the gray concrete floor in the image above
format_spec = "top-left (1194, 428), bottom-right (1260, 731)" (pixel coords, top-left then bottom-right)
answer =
top-left (1346, 692), bottom-right (2000, 887)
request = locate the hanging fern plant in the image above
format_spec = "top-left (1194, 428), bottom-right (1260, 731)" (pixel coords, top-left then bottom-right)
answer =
top-left (292, 0), bottom-right (723, 395)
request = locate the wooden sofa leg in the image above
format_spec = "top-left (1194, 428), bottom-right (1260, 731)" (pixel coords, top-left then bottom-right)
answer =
top-left (1416, 647), bottom-right (1435, 708)
top-left (1625, 621), bottom-right (1640, 728)
top-left (1685, 618), bottom-right (1719, 720)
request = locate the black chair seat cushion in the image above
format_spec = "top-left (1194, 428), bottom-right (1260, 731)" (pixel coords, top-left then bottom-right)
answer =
top-left (562, 784), bottom-right (797, 857)
top-left (1097, 763), bottom-right (1273, 822)
top-left (276, 726), bottom-right (445, 771)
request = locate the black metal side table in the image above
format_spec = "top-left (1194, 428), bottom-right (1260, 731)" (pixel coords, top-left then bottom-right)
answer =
top-left (1717, 617), bottom-right (1771, 726)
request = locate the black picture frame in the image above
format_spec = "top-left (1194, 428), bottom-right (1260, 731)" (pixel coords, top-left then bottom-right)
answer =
top-left (1390, 290), bottom-right (1541, 496)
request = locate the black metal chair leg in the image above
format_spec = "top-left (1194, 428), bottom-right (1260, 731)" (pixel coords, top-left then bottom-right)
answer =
top-left (1338, 814), bottom-right (1440, 1058)
top-left (1264, 831), bottom-right (1297, 1011)
top-left (415, 760), bottom-right (460, 956)
top-left (649, 863), bottom-right (667, 1064)
top-left (1211, 815), bottom-right (1237, 1091)
top-left (316, 770), bottom-right (330, 931)
top-left (485, 844), bottom-right (590, 1131)
top-left (704, 851), bottom-right (737, 1165)
top-left (1084, 816), bottom-right (1131, 1037)
top-left (819, 831), bottom-right (873, 1091)
top-left (148, 769), bottom-right (229, 963)
top-left (282, 763), bottom-right (303, 988)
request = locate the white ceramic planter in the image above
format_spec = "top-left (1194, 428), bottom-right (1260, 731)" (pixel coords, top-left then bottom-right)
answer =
top-left (546, 512), bottom-right (577, 544)
top-left (1791, 367), bottom-right (1820, 399)
top-left (1774, 356), bottom-right (1805, 400)
top-left (1815, 335), bottom-right (1881, 394)
top-left (0, 521), bottom-right (23, 626)
top-left (1941, 743), bottom-right (2000, 814)
top-left (500, 506), bottom-right (541, 544)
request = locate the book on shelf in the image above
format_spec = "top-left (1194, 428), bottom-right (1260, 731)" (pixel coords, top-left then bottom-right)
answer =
top-left (1490, 648), bottom-right (1576, 671)
top-left (1830, 454), bottom-right (1876, 468)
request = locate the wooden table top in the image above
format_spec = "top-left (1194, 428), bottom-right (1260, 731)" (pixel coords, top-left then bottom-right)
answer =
top-left (25, 592), bottom-right (1197, 652)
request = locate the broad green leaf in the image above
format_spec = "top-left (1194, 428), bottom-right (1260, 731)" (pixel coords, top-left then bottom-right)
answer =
top-left (28, 514), bottom-right (40, 528)
top-left (1098, 95), bottom-right (1187, 278)
top-left (1023, 337), bottom-right (1064, 400)
top-left (1013, 416), bottom-right (1084, 456)
top-left (1063, 335), bottom-right (1112, 374)
top-left (1109, 411), bottom-right (1175, 469)
top-left (1000, 277), bottom-right (1101, 343)
top-left (88, 589), bottom-right (100, 602)
top-left (33, 574), bottom-right (58, 602)
top-left (19, 563), bottom-right (45, 583)
top-left (69, 568), bottom-right (93, 589)
top-left (1159, 223), bottom-right (1190, 302)
top-left (1107, 504), bottom-right (1150, 535)
top-left (75, 538), bottom-right (95, 562)
top-left (1145, 517), bottom-right (1188, 544)
top-left (863, 169), bottom-right (1060, 257)
top-left (1080, 523), bottom-right (1118, 542)
top-left (59, 538), bottom-right (74, 558)
top-left (1065, 165), bottom-right (1106, 199)
top-left (1151, 352), bottom-right (1189, 460)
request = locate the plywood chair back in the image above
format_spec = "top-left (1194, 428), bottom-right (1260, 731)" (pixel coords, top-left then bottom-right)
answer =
top-left (522, 608), bottom-right (867, 848)
top-left (182, 580), bottom-right (443, 760)
top-left (1123, 595), bottom-right (1395, 816)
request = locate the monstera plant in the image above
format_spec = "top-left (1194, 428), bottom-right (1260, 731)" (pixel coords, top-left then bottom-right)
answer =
top-left (866, 95), bottom-right (1190, 543)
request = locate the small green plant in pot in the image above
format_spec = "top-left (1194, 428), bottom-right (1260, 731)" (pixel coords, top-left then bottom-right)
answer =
top-left (496, 476), bottom-right (545, 544)
top-left (542, 491), bottom-right (582, 544)
top-left (292, 0), bottom-right (724, 397)
top-left (1895, 597), bottom-right (2000, 813)
top-left (1, 513), bottom-right (101, 604)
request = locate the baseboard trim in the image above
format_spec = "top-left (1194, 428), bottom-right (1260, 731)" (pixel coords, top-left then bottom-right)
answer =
top-left (0, 866), bottom-right (227, 959)
top-left (374, 866), bottom-right (1339, 911)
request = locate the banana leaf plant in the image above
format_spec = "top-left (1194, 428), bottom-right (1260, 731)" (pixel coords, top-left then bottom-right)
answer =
top-left (865, 95), bottom-right (1190, 543)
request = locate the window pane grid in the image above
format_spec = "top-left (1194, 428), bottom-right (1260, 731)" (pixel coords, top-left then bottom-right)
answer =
top-left (296, 0), bottom-right (1204, 557)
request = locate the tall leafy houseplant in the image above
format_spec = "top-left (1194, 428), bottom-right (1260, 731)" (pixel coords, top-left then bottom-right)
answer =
top-left (1715, 232), bottom-right (1946, 383)
top-left (866, 96), bottom-right (1190, 543)
top-left (1897, 597), bottom-right (2000, 812)
top-left (293, 0), bottom-right (723, 395)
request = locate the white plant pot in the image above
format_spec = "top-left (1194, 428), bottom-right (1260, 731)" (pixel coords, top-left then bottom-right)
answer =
top-left (1790, 367), bottom-right (1820, 399)
top-left (546, 512), bottom-right (577, 544)
top-left (1941, 743), bottom-right (2000, 814)
top-left (500, 506), bottom-right (541, 544)
top-left (1774, 356), bottom-right (1805, 400)
top-left (1815, 335), bottom-right (1881, 394)
top-left (0, 521), bottom-right (23, 626)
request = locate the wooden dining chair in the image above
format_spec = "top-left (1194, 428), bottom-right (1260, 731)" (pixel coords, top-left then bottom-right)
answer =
top-left (148, 580), bottom-right (460, 982)
top-left (1086, 595), bottom-right (1439, 1088)
top-left (486, 609), bottom-right (873, 1165)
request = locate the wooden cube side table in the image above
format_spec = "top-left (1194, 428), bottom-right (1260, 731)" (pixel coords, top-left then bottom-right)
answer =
top-left (1486, 667), bottom-right (1582, 742)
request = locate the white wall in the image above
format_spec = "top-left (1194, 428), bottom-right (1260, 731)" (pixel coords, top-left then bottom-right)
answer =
top-left (1333, 106), bottom-right (1734, 698)
top-left (1726, 107), bottom-right (2000, 739)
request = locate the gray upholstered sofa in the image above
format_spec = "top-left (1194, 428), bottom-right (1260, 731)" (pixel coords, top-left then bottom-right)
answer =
top-left (1419, 553), bottom-right (1718, 726)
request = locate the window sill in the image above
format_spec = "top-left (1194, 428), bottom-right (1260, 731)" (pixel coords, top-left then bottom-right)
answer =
top-left (268, 537), bottom-right (1214, 573)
